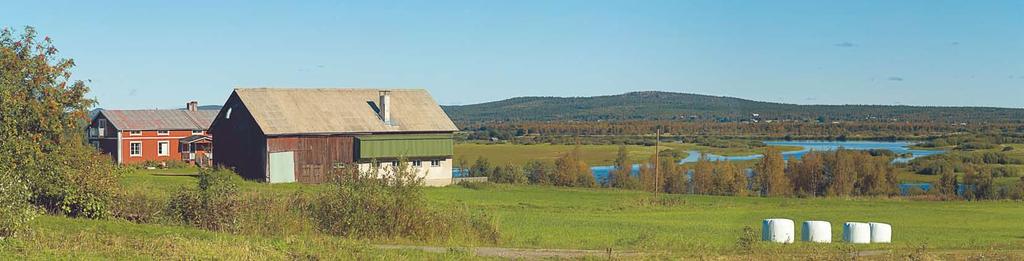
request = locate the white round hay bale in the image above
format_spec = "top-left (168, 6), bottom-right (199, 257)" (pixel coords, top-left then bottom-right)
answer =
top-left (869, 222), bottom-right (892, 243)
top-left (843, 222), bottom-right (871, 244)
top-left (802, 221), bottom-right (832, 243)
top-left (761, 218), bottom-right (795, 243)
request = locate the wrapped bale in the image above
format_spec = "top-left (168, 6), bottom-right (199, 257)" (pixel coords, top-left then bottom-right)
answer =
top-left (802, 221), bottom-right (832, 243)
top-left (761, 218), bottom-right (795, 243)
top-left (843, 222), bottom-right (871, 244)
top-left (869, 222), bottom-right (892, 243)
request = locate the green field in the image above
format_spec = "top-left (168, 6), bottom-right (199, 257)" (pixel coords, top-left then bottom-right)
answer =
top-left (5, 169), bottom-right (1023, 259)
top-left (454, 143), bottom-right (802, 166)
top-left (429, 184), bottom-right (1024, 254)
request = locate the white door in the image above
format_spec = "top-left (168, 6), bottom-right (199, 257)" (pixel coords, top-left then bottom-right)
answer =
top-left (268, 151), bottom-right (296, 183)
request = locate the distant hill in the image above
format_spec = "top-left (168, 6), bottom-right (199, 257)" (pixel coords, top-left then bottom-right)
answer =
top-left (442, 91), bottom-right (1024, 123)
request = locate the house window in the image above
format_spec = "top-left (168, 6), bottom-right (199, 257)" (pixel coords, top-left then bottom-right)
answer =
top-left (90, 141), bottom-right (99, 148)
top-left (158, 141), bottom-right (169, 156)
top-left (430, 160), bottom-right (441, 167)
top-left (130, 130), bottom-right (142, 136)
top-left (130, 142), bottom-right (142, 157)
top-left (97, 119), bottom-right (106, 137)
top-left (412, 160), bottom-right (422, 167)
top-left (390, 161), bottom-right (399, 167)
top-left (192, 130), bottom-right (203, 135)
top-left (157, 130), bottom-right (169, 136)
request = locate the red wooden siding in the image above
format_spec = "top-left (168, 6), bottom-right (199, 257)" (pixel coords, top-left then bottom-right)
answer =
top-left (267, 136), bottom-right (355, 183)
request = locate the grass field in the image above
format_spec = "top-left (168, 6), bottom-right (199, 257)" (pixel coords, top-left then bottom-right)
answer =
top-left (428, 184), bottom-right (1024, 255)
top-left (0, 216), bottom-right (477, 260)
top-left (454, 143), bottom-right (802, 166)
top-left (7, 169), bottom-right (1022, 259)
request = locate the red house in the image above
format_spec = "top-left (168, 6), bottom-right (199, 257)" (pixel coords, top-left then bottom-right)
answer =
top-left (87, 101), bottom-right (218, 166)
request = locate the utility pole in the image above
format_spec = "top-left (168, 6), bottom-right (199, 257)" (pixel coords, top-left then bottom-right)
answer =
top-left (654, 128), bottom-right (660, 195)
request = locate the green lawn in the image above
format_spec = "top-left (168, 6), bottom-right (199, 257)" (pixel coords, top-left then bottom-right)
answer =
top-left (426, 184), bottom-right (1024, 254)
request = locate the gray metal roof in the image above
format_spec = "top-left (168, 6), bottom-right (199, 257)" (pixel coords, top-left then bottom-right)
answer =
top-left (98, 109), bottom-right (218, 131)
top-left (231, 88), bottom-right (458, 135)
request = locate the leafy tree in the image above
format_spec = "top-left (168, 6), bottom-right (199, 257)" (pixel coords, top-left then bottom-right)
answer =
top-left (553, 147), bottom-right (595, 187)
top-left (690, 154), bottom-right (713, 194)
top-left (853, 152), bottom-right (896, 196)
top-left (490, 163), bottom-right (527, 184)
top-left (608, 145), bottom-right (639, 189)
top-left (471, 156), bottom-right (492, 178)
top-left (825, 149), bottom-right (857, 197)
top-left (1, 26), bottom-right (121, 222)
top-left (719, 161), bottom-right (748, 196)
top-left (934, 167), bottom-right (958, 197)
top-left (456, 158), bottom-right (468, 176)
top-left (754, 147), bottom-right (791, 196)
top-left (962, 165), bottom-right (994, 200)
top-left (1012, 177), bottom-right (1024, 200)
top-left (789, 152), bottom-right (826, 196)
top-left (524, 160), bottom-right (555, 185)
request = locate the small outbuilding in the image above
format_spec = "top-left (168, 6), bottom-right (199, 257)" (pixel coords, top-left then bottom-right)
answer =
top-left (209, 88), bottom-right (458, 185)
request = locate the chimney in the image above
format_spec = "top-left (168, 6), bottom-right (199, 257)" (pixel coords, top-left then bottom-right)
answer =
top-left (378, 90), bottom-right (391, 124)
top-left (186, 101), bottom-right (198, 112)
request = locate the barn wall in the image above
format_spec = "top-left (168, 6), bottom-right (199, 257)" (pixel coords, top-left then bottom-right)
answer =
top-left (267, 135), bottom-right (355, 183)
top-left (210, 93), bottom-right (267, 181)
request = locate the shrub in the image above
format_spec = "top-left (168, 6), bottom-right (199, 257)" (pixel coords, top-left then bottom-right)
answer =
top-left (736, 226), bottom-right (757, 253)
top-left (523, 160), bottom-right (555, 185)
top-left (0, 169), bottom-right (35, 239)
top-left (236, 192), bottom-right (316, 237)
top-left (989, 166), bottom-right (1021, 178)
top-left (110, 188), bottom-right (169, 224)
top-left (28, 145), bottom-right (125, 218)
top-left (311, 162), bottom-right (447, 240)
top-left (489, 163), bottom-right (527, 184)
top-left (311, 162), bottom-right (499, 242)
top-left (168, 168), bottom-right (242, 231)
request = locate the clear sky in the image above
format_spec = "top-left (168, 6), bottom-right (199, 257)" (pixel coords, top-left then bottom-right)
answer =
top-left (4, 0), bottom-right (1022, 109)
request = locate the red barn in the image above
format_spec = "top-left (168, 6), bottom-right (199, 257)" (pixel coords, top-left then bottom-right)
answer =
top-left (86, 101), bottom-right (219, 166)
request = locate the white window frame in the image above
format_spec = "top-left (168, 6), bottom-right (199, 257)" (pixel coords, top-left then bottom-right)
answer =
top-left (412, 160), bottom-right (422, 167)
top-left (157, 141), bottom-right (169, 156)
top-left (430, 159), bottom-right (441, 167)
top-left (129, 130), bottom-right (142, 136)
top-left (97, 119), bottom-right (107, 137)
top-left (157, 130), bottom-right (170, 136)
top-left (192, 130), bottom-right (204, 135)
top-left (129, 142), bottom-right (142, 157)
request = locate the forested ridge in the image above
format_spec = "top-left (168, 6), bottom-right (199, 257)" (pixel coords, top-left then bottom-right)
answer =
top-left (443, 91), bottom-right (1024, 124)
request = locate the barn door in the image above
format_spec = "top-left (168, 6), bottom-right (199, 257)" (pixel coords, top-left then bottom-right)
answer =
top-left (269, 151), bottom-right (296, 183)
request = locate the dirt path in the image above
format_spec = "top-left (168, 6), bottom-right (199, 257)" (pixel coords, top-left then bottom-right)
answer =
top-left (375, 244), bottom-right (642, 259)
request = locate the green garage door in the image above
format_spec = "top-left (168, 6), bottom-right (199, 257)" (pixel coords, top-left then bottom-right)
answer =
top-left (357, 134), bottom-right (453, 159)
top-left (269, 151), bottom-right (295, 183)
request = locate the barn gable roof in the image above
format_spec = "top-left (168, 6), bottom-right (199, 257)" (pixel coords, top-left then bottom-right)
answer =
top-left (230, 88), bottom-right (458, 135)
top-left (98, 109), bottom-right (218, 131)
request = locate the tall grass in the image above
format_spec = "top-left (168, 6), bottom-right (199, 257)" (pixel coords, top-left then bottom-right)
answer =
top-left (310, 162), bottom-right (500, 243)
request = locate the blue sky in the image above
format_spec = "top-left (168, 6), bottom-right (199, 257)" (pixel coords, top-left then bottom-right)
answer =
top-left (4, 0), bottom-right (1022, 108)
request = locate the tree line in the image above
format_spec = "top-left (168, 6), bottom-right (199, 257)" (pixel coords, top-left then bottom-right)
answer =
top-left (459, 121), bottom-right (1024, 142)
top-left (466, 145), bottom-right (1024, 200)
